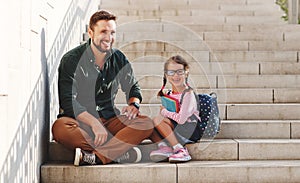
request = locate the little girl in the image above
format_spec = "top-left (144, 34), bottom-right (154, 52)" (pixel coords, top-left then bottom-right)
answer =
top-left (149, 55), bottom-right (202, 163)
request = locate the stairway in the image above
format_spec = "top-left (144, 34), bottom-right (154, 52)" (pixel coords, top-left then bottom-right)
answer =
top-left (41, 0), bottom-right (300, 182)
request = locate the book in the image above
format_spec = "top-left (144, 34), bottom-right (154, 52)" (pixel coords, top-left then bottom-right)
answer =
top-left (161, 95), bottom-right (180, 112)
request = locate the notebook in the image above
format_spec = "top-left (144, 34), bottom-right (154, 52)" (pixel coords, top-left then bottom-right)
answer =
top-left (161, 95), bottom-right (180, 113)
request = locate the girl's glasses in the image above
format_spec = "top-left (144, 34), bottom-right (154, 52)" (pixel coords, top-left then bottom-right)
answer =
top-left (165, 69), bottom-right (185, 76)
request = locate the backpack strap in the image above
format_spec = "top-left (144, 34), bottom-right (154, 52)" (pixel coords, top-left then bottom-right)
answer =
top-left (180, 88), bottom-right (198, 108)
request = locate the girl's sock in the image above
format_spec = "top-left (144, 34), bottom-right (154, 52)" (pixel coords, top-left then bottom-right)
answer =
top-left (173, 143), bottom-right (184, 151)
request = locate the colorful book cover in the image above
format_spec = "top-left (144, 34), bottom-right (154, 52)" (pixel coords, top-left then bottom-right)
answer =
top-left (161, 95), bottom-right (180, 112)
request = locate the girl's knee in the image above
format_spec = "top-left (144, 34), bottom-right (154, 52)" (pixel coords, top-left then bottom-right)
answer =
top-left (152, 115), bottom-right (165, 126)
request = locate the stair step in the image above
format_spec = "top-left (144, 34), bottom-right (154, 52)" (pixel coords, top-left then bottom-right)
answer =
top-left (182, 24), bottom-right (300, 33)
top-left (122, 50), bottom-right (298, 63)
top-left (131, 61), bottom-right (300, 75)
top-left (114, 9), bottom-right (282, 17)
top-left (115, 14), bottom-right (284, 25)
top-left (217, 120), bottom-right (300, 139)
top-left (48, 138), bottom-right (300, 163)
top-left (132, 62), bottom-right (260, 75)
top-left (203, 32), bottom-right (284, 41)
top-left (117, 40), bottom-right (300, 52)
top-left (240, 24), bottom-right (300, 32)
top-left (119, 31), bottom-right (288, 42)
top-left (121, 49), bottom-right (299, 63)
top-left (135, 75), bottom-right (300, 89)
top-left (218, 75), bottom-right (300, 88)
top-left (129, 103), bottom-right (300, 120)
top-left (211, 51), bottom-right (298, 62)
top-left (41, 160), bottom-right (300, 182)
top-left (116, 88), bottom-right (300, 104)
top-left (178, 160), bottom-right (300, 183)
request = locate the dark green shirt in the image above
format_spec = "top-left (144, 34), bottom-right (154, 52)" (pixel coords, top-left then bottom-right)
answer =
top-left (57, 39), bottom-right (142, 119)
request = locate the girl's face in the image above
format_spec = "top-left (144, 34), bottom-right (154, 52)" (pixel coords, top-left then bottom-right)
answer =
top-left (165, 61), bottom-right (188, 91)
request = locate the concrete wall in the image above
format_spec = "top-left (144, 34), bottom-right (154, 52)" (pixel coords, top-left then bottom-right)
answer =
top-left (0, 0), bottom-right (99, 182)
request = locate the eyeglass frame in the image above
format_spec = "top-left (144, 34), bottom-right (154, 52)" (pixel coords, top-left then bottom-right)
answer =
top-left (164, 69), bottom-right (186, 76)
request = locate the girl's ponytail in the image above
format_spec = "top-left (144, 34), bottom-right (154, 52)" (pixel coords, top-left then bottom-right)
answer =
top-left (157, 76), bottom-right (167, 96)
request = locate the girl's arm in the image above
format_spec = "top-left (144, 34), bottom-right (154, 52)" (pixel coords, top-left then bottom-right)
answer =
top-left (161, 91), bottom-right (197, 124)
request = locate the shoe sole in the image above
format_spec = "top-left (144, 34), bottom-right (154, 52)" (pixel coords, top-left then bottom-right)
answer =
top-left (74, 148), bottom-right (81, 166)
top-left (133, 147), bottom-right (142, 163)
top-left (169, 155), bottom-right (192, 163)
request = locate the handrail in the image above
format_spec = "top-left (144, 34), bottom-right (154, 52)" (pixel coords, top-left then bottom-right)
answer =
top-left (0, 0), bottom-right (94, 182)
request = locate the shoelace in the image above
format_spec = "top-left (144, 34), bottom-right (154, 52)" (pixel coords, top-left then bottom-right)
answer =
top-left (174, 148), bottom-right (186, 155)
top-left (83, 153), bottom-right (96, 164)
top-left (116, 152), bottom-right (129, 162)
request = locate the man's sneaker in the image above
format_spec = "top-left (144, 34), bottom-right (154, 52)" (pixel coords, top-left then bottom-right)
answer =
top-left (74, 148), bottom-right (97, 166)
top-left (115, 147), bottom-right (142, 163)
top-left (169, 147), bottom-right (191, 163)
top-left (150, 146), bottom-right (173, 162)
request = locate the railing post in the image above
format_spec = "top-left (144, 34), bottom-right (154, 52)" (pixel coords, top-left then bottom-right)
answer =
top-left (288, 0), bottom-right (299, 24)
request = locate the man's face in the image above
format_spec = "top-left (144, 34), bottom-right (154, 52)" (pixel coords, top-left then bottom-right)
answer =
top-left (89, 20), bottom-right (116, 53)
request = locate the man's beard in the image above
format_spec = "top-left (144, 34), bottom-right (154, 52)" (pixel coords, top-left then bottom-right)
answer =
top-left (92, 39), bottom-right (112, 53)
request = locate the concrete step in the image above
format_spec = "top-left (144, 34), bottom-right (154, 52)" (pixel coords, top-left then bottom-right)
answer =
top-left (217, 120), bottom-right (300, 139)
top-left (183, 24), bottom-right (300, 33)
top-left (119, 30), bottom-right (290, 42)
top-left (125, 50), bottom-right (298, 63)
top-left (131, 61), bottom-right (300, 75)
top-left (102, 0), bottom-right (278, 6)
top-left (41, 160), bottom-right (300, 183)
top-left (207, 40), bottom-right (300, 51)
top-left (101, 0), bottom-right (280, 10)
top-left (217, 75), bottom-right (300, 88)
top-left (124, 51), bottom-right (210, 63)
top-left (123, 50), bottom-right (298, 64)
top-left (113, 9), bottom-right (283, 17)
top-left (203, 32), bottom-right (284, 41)
top-left (135, 75), bottom-right (300, 89)
top-left (239, 24), bottom-right (300, 32)
top-left (47, 138), bottom-right (300, 163)
top-left (132, 61), bottom-right (260, 75)
top-left (116, 88), bottom-right (300, 104)
top-left (117, 40), bottom-right (300, 52)
top-left (211, 51), bottom-right (298, 62)
top-left (130, 103), bottom-right (300, 120)
top-left (115, 15), bottom-right (284, 25)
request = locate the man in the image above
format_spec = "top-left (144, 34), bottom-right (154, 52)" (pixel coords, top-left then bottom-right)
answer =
top-left (52, 10), bottom-right (154, 165)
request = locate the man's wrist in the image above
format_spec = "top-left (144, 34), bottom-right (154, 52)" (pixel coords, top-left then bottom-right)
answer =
top-left (129, 102), bottom-right (140, 110)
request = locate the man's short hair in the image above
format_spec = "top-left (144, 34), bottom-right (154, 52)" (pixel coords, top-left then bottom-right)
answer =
top-left (89, 10), bottom-right (117, 31)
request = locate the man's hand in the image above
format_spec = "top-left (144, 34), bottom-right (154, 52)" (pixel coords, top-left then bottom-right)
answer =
top-left (91, 122), bottom-right (108, 147)
top-left (77, 111), bottom-right (108, 147)
top-left (122, 105), bottom-right (140, 120)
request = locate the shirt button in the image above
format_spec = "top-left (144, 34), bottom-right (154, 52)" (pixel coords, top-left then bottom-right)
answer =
top-left (90, 59), bottom-right (93, 62)
top-left (103, 78), bottom-right (105, 81)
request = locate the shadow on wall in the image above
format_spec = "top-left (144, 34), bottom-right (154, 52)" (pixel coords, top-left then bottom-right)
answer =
top-left (0, 28), bottom-right (49, 183)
